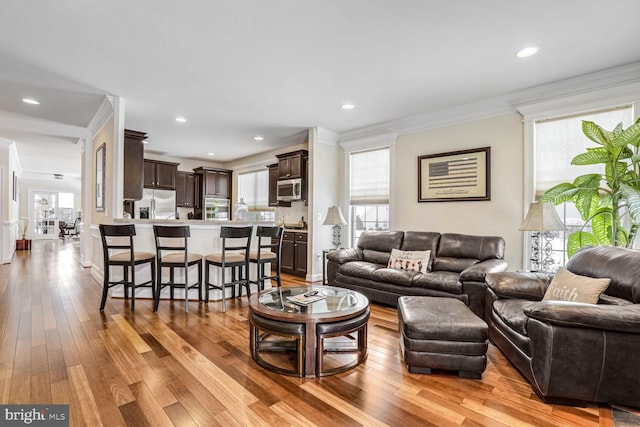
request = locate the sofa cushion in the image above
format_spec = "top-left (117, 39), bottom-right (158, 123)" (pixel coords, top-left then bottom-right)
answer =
top-left (401, 231), bottom-right (440, 250)
top-left (412, 271), bottom-right (463, 294)
top-left (357, 230), bottom-right (404, 251)
top-left (362, 250), bottom-right (392, 266)
top-left (492, 299), bottom-right (537, 336)
top-left (542, 267), bottom-right (610, 304)
top-left (437, 233), bottom-right (505, 261)
top-left (432, 257), bottom-right (478, 273)
top-left (339, 261), bottom-right (384, 281)
top-left (566, 246), bottom-right (640, 303)
top-left (388, 248), bottom-right (430, 273)
top-left (372, 268), bottom-right (418, 287)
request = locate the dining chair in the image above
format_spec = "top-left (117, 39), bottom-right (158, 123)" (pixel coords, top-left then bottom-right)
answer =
top-left (153, 225), bottom-right (203, 312)
top-left (99, 224), bottom-right (156, 311)
top-left (248, 226), bottom-right (283, 291)
top-left (203, 226), bottom-right (253, 312)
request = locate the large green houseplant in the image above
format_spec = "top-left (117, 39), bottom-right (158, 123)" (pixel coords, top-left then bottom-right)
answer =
top-left (540, 118), bottom-right (640, 257)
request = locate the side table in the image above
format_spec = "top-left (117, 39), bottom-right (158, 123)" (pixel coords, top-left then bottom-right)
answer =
top-left (322, 249), bottom-right (334, 285)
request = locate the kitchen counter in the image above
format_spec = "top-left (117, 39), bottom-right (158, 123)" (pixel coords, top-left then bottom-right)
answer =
top-left (89, 219), bottom-right (276, 303)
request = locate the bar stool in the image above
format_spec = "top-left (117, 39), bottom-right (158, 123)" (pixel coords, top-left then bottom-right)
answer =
top-left (203, 226), bottom-right (253, 312)
top-left (99, 224), bottom-right (156, 312)
top-left (248, 226), bottom-right (284, 291)
top-left (153, 225), bottom-right (203, 313)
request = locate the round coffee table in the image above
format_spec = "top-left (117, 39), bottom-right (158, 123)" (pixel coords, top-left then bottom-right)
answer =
top-left (248, 285), bottom-right (369, 378)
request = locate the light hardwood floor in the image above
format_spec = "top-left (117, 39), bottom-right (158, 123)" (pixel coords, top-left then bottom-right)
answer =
top-left (0, 239), bottom-right (614, 426)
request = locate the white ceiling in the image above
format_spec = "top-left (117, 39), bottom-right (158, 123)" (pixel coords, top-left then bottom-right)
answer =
top-left (2, 1), bottom-right (640, 180)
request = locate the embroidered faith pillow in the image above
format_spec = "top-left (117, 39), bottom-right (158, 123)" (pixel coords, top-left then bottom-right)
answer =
top-left (542, 267), bottom-right (610, 304)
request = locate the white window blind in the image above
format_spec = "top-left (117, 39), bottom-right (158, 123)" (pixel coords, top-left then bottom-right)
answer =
top-left (349, 148), bottom-right (390, 205)
top-left (237, 170), bottom-right (269, 210)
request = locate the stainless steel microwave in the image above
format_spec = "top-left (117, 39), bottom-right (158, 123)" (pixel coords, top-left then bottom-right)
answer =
top-left (277, 178), bottom-right (302, 201)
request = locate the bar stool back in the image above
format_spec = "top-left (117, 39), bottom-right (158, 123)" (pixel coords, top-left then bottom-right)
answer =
top-left (99, 224), bottom-right (156, 311)
top-left (249, 226), bottom-right (284, 291)
top-left (153, 225), bottom-right (203, 312)
top-left (204, 226), bottom-right (253, 312)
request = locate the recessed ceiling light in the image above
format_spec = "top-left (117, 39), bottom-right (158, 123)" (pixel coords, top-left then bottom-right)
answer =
top-left (516, 46), bottom-right (539, 58)
top-left (342, 104), bottom-right (355, 110)
top-left (175, 116), bottom-right (187, 123)
top-left (254, 136), bottom-right (264, 141)
top-left (207, 152), bottom-right (214, 156)
top-left (22, 98), bottom-right (40, 105)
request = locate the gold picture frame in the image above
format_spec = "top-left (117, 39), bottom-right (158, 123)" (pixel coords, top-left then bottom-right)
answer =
top-left (418, 147), bottom-right (490, 202)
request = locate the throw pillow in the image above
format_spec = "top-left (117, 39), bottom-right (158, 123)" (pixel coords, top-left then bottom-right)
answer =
top-left (387, 249), bottom-right (430, 273)
top-left (542, 267), bottom-right (610, 304)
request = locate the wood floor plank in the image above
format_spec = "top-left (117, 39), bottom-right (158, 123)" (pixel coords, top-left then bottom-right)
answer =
top-left (0, 240), bottom-right (619, 426)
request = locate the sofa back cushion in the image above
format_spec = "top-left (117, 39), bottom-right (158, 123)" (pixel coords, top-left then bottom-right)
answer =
top-left (566, 246), bottom-right (640, 303)
top-left (400, 231), bottom-right (441, 253)
top-left (436, 233), bottom-right (505, 260)
top-left (357, 230), bottom-right (404, 265)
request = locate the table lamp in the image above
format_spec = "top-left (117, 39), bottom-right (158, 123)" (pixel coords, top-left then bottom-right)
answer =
top-left (519, 202), bottom-right (565, 272)
top-left (323, 205), bottom-right (347, 249)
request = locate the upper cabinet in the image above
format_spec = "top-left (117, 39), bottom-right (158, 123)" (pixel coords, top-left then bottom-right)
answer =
top-left (193, 167), bottom-right (232, 199)
top-left (123, 129), bottom-right (147, 200)
top-left (144, 159), bottom-right (179, 190)
top-left (176, 171), bottom-right (198, 207)
top-left (268, 163), bottom-right (279, 207)
top-left (277, 150), bottom-right (307, 179)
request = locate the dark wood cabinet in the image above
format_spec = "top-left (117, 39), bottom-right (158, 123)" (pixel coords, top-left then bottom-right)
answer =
top-left (268, 163), bottom-right (278, 207)
top-left (176, 171), bottom-right (197, 207)
top-left (276, 150), bottom-right (306, 179)
top-left (196, 167), bottom-right (231, 198)
top-left (280, 231), bottom-right (307, 277)
top-left (123, 129), bottom-right (146, 200)
top-left (144, 159), bottom-right (178, 190)
top-left (193, 167), bottom-right (232, 218)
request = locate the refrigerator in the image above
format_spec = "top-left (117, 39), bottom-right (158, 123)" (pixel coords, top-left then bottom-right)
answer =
top-left (134, 189), bottom-right (177, 219)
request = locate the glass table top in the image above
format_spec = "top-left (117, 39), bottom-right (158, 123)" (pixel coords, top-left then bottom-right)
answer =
top-left (258, 285), bottom-right (362, 314)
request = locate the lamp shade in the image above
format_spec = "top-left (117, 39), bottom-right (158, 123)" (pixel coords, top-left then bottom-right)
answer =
top-left (323, 206), bottom-right (347, 226)
top-left (519, 202), bottom-right (565, 231)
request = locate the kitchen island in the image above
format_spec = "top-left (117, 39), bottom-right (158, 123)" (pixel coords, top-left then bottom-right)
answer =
top-left (89, 219), bottom-right (277, 305)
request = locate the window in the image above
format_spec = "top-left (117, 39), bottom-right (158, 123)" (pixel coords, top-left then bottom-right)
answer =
top-left (237, 170), bottom-right (269, 210)
top-left (237, 169), bottom-right (274, 221)
top-left (533, 106), bottom-right (633, 269)
top-left (349, 147), bottom-right (390, 247)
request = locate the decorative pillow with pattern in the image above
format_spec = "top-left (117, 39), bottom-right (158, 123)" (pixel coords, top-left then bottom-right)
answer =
top-left (387, 249), bottom-right (430, 273)
top-left (542, 267), bottom-right (610, 304)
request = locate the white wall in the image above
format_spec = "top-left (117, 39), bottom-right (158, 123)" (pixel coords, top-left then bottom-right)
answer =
top-left (308, 127), bottom-right (341, 281)
top-left (391, 113), bottom-right (524, 269)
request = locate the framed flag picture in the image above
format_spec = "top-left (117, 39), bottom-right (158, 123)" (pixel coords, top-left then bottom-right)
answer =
top-left (418, 146), bottom-right (490, 202)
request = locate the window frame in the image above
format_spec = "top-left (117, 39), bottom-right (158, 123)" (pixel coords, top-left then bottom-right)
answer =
top-left (518, 87), bottom-right (640, 270)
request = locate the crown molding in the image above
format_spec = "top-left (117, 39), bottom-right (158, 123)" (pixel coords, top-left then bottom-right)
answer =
top-left (339, 61), bottom-right (640, 140)
top-left (340, 131), bottom-right (398, 153)
top-left (315, 126), bottom-right (339, 145)
top-left (0, 111), bottom-right (91, 140)
top-left (515, 81), bottom-right (640, 121)
top-left (87, 95), bottom-right (115, 136)
top-left (0, 136), bottom-right (14, 151)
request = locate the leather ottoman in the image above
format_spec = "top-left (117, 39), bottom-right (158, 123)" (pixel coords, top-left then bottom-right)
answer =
top-left (398, 296), bottom-right (488, 379)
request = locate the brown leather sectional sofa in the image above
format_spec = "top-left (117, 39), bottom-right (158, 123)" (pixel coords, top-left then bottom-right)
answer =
top-left (326, 230), bottom-right (508, 318)
top-left (486, 246), bottom-right (640, 407)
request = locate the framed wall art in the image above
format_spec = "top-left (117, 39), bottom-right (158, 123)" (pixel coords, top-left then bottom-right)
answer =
top-left (418, 146), bottom-right (490, 202)
top-left (96, 143), bottom-right (106, 212)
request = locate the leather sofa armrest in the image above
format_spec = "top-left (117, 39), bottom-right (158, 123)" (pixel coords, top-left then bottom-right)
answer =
top-left (326, 247), bottom-right (363, 264)
top-left (460, 259), bottom-right (508, 282)
top-left (524, 302), bottom-right (640, 334)
top-left (485, 272), bottom-right (549, 301)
